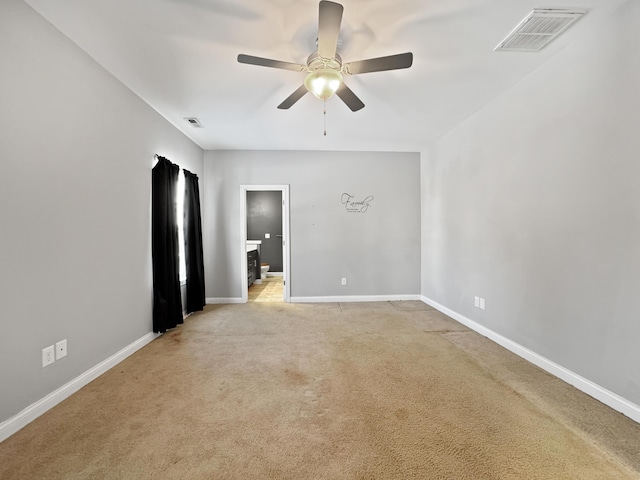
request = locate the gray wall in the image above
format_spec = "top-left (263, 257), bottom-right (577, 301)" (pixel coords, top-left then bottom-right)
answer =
top-left (0, 0), bottom-right (203, 423)
top-left (421, 1), bottom-right (640, 405)
top-left (204, 150), bottom-right (421, 300)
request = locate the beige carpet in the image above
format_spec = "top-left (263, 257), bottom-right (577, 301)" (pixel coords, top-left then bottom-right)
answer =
top-left (1, 301), bottom-right (639, 479)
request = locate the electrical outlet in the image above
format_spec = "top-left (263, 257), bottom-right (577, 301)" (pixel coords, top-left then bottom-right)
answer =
top-left (341, 277), bottom-right (347, 286)
top-left (56, 339), bottom-right (67, 360)
top-left (42, 345), bottom-right (55, 367)
top-left (479, 297), bottom-right (486, 310)
top-left (474, 296), bottom-right (480, 307)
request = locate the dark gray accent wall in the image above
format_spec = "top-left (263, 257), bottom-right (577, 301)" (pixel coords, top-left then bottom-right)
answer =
top-left (0, 0), bottom-right (203, 424)
top-left (247, 191), bottom-right (283, 272)
top-left (421, 0), bottom-right (640, 406)
top-left (203, 151), bottom-right (421, 299)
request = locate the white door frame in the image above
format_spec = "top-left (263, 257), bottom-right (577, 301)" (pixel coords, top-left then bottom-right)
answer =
top-left (240, 185), bottom-right (291, 303)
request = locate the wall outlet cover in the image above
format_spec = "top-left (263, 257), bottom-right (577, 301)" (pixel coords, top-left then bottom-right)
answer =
top-left (42, 345), bottom-right (55, 367)
top-left (474, 296), bottom-right (480, 307)
top-left (479, 297), bottom-right (486, 310)
top-left (341, 277), bottom-right (347, 285)
top-left (56, 339), bottom-right (67, 360)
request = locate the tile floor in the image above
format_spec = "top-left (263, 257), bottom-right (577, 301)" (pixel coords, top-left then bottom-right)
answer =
top-left (248, 276), bottom-right (283, 302)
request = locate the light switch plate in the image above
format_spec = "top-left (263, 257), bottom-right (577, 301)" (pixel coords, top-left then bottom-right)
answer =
top-left (474, 296), bottom-right (480, 307)
top-left (265, 233), bottom-right (270, 239)
top-left (479, 298), bottom-right (486, 310)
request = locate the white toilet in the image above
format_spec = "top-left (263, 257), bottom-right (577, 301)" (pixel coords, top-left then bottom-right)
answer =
top-left (260, 263), bottom-right (270, 280)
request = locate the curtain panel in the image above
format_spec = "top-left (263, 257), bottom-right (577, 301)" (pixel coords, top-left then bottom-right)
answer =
top-left (183, 170), bottom-right (206, 313)
top-left (152, 156), bottom-right (183, 332)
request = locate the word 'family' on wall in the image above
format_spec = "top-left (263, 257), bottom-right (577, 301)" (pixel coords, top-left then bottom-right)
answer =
top-left (341, 193), bottom-right (374, 213)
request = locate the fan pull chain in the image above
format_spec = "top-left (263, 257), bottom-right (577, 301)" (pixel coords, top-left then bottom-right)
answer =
top-left (323, 98), bottom-right (327, 137)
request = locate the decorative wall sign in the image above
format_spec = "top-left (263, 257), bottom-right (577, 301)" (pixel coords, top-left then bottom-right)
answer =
top-left (341, 193), bottom-right (374, 213)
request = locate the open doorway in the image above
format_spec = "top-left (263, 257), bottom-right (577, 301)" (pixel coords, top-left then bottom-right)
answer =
top-left (239, 185), bottom-right (290, 303)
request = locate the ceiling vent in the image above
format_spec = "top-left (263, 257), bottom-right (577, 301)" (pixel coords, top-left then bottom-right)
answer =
top-left (185, 117), bottom-right (204, 128)
top-left (495, 9), bottom-right (586, 52)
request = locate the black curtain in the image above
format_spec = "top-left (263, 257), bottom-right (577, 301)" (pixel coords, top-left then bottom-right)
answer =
top-left (152, 156), bottom-right (183, 333)
top-left (183, 169), bottom-right (206, 313)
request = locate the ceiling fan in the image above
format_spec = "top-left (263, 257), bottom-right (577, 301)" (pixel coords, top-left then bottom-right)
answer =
top-left (237, 0), bottom-right (413, 112)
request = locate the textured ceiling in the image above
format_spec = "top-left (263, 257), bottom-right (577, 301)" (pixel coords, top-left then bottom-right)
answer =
top-left (24, 0), bottom-right (625, 151)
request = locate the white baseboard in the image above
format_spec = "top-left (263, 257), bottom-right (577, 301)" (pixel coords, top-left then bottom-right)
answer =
top-left (0, 331), bottom-right (160, 443)
top-left (291, 294), bottom-right (421, 303)
top-left (421, 295), bottom-right (640, 424)
top-left (206, 297), bottom-right (244, 304)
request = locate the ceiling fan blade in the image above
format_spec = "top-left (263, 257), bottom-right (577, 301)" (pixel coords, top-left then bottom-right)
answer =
top-left (277, 85), bottom-right (308, 109)
top-left (317, 1), bottom-right (343, 58)
top-left (343, 52), bottom-right (413, 75)
top-left (336, 83), bottom-right (365, 112)
top-left (238, 54), bottom-right (305, 72)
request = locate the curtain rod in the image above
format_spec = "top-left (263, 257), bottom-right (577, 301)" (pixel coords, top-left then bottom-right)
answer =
top-left (153, 155), bottom-right (197, 178)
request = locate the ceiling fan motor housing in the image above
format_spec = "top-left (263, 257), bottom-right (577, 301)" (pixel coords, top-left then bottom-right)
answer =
top-left (306, 52), bottom-right (342, 72)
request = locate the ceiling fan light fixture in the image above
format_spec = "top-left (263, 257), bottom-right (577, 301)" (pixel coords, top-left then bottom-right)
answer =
top-left (304, 68), bottom-right (343, 100)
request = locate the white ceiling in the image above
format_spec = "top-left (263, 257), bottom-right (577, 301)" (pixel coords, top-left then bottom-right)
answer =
top-left (24, 0), bottom-right (624, 152)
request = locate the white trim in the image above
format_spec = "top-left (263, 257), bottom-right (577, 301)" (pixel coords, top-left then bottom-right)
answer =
top-left (421, 295), bottom-right (640, 424)
top-left (206, 297), bottom-right (244, 304)
top-left (291, 294), bottom-right (422, 303)
top-left (240, 185), bottom-right (291, 303)
top-left (0, 332), bottom-right (160, 443)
